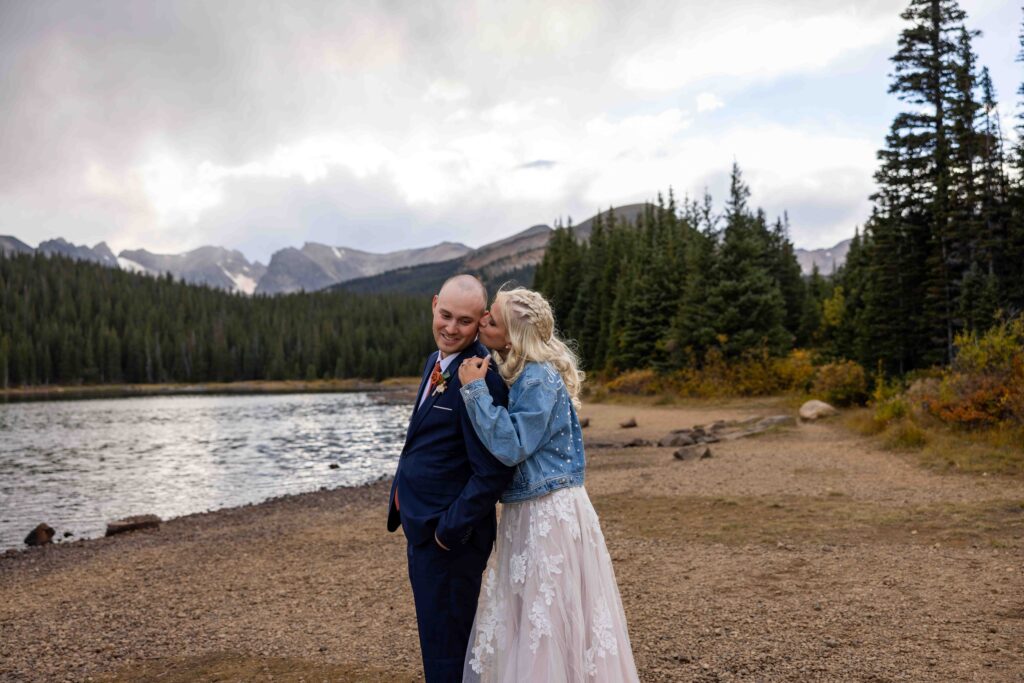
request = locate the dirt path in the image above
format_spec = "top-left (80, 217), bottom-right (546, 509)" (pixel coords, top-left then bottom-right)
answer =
top-left (1, 400), bottom-right (1021, 682)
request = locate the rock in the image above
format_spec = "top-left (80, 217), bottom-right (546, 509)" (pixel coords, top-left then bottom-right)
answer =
top-left (24, 523), bottom-right (55, 546)
top-left (799, 400), bottom-right (839, 421)
top-left (657, 431), bottom-right (696, 447)
top-left (63, 531), bottom-right (73, 538)
top-left (709, 420), bottom-right (728, 431)
top-left (623, 438), bottom-right (652, 448)
top-left (328, 463), bottom-right (340, 469)
top-left (673, 445), bottom-right (712, 461)
top-left (579, 417), bottom-right (590, 428)
top-left (619, 417), bottom-right (637, 429)
top-left (757, 415), bottom-right (797, 429)
top-left (105, 514), bottom-right (162, 537)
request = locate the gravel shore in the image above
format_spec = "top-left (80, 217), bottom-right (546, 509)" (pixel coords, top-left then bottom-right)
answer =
top-left (1, 399), bottom-right (1021, 682)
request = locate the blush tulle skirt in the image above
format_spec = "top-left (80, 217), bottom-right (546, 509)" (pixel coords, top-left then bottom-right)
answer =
top-left (463, 485), bottom-right (640, 682)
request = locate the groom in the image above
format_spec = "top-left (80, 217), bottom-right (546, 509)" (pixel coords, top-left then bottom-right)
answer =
top-left (387, 274), bottom-right (514, 682)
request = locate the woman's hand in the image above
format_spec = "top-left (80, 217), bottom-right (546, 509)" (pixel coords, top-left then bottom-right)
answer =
top-left (458, 355), bottom-right (490, 385)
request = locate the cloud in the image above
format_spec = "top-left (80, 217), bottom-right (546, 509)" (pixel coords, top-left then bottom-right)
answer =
top-left (613, 3), bottom-right (901, 91)
top-left (518, 160), bottom-right (557, 169)
top-left (696, 93), bottom-right (725, 113)
top-left (0, 0), bottom-right (952, 259)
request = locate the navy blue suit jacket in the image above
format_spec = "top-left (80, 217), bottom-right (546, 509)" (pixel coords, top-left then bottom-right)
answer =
top-left (387, 341), bottom-right (514, 551)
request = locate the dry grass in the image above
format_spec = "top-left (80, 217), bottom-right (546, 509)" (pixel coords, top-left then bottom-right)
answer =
top-left (844, 408), bottom-right (1024, 477)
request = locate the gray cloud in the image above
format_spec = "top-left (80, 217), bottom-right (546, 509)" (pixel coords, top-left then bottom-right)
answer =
top-left (0, 1), bottom-right (925, 259)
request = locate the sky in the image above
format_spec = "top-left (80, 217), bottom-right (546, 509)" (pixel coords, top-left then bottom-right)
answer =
top-left (1, 0), bottom-right (1021, 263)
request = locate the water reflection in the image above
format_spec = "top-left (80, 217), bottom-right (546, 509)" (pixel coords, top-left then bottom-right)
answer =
top-left (0, 393), bottom-right (409, 551)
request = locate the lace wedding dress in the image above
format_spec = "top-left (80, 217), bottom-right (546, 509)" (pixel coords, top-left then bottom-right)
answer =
top-left (463, 485), bottom-right (640, 682)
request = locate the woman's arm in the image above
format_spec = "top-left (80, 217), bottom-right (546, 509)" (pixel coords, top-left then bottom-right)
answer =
top-left (460, 373), bottom-right (557, 467)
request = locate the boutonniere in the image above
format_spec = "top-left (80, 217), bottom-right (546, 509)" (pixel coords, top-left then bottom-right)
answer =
top-left (432, 369), bottom-right (452, 396)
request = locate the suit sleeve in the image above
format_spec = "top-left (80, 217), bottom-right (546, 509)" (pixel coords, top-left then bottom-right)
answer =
top-left (434, 368), bottom-right (515, 549)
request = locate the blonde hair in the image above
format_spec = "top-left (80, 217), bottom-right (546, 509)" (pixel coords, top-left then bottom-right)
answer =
top-left (491, 287), bottom-right (585, 408)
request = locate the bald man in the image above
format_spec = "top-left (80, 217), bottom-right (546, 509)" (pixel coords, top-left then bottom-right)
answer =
top-left (387, 274), bottom-right (514, 683)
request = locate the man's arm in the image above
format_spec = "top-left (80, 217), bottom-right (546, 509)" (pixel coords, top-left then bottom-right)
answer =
top-left (434, 368), bottom-right (514, 549)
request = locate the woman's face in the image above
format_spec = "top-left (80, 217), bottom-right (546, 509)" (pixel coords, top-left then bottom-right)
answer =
top-left (478, 299), bottom-right (512, 351)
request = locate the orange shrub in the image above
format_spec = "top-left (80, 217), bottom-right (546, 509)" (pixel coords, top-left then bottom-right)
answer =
top-left (925, 316), bottom-right (1024, 429)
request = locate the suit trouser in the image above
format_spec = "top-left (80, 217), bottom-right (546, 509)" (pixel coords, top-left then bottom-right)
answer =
top-left (407, 536), bottom-right (490, 683)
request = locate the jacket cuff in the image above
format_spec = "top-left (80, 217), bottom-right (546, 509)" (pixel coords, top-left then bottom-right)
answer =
top-left (460, 378), bottom-right (490, 401)
top-left (434, 522), bottom-right (469, 549)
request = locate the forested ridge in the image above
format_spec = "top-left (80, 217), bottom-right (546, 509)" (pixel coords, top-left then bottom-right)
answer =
top-left (535, 0), bottom-right (1024, 380)
top-left (0, 252), bottom-right (434, 387)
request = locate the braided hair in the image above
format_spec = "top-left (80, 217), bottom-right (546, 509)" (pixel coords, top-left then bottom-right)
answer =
top-left (491, 287), bottom-right (585, 408)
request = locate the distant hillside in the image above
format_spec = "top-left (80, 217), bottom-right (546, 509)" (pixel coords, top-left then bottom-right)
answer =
top-left (794, 239), bottom-right (852, 275)
top-left (255, 241), bottom-right (472, 295)
top-left (333, 205), bottom-right (667, 296)
top-left (335, 225), bottom-right (548, 297)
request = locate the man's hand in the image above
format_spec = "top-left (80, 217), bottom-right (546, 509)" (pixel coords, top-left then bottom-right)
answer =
top-left (434, 531), bottom-right (450, 551)
top-left (458, 355), bottom-right (490, 386)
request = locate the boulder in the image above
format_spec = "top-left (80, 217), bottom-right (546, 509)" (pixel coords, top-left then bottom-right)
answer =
top-left (673, 445), bottom-right (712, 461)
top-left (105, 514), bottom-right (162, 537)
top-left (24, 523), bottom-right (55, 546)
top-left (619, 417), bottom-right (637, 429)
top-left (799, 400), bottom-right (839, 421)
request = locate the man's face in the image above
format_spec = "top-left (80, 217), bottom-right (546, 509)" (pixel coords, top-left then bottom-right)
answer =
top-left (431, 287), bottom-right (483, 356)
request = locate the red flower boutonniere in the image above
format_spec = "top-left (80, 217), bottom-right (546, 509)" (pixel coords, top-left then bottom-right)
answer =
top-left (432, 369), bottom-right (452, 396)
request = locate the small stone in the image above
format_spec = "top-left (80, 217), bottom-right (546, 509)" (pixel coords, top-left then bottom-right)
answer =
top-left (579, 417), bottom-right (590, 428)
top-left (674, 445), bottom-right (711, 461)
top-left (619, 417), bottom-right (638, 429)
top-left (63, 531), bottom-right (74, 538)
top-left (623, 438), bottom-right (652, 448)
top-left (658, 431), bottom-right (696, 447)
top-left (24, 523), bottom-right (55, 546)
top-left (328, 463), bottom-right (340, 469)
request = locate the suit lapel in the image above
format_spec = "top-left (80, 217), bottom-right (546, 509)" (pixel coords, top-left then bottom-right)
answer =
top-left (406, 346), bottom-right (476, 439)
top-left (403, 352), bottom-right (438, 447)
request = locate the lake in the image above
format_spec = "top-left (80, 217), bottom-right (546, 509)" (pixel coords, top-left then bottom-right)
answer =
top-left (0, 392), bottom-right (411, 552)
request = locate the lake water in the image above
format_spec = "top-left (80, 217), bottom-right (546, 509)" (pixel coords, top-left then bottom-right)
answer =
top-left (0, 392), bottom-right (411, 552)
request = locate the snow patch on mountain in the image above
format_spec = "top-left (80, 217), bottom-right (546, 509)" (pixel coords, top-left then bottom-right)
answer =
top-left (222, 265), bottom-right (258, 295)
top-left (117, 257), bottom-right (154, 275)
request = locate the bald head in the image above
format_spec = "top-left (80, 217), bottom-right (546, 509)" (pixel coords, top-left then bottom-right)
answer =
top-left (431, 274), bottom-right (488, 356)
top-left (439, 274), bottom-right (488, 314)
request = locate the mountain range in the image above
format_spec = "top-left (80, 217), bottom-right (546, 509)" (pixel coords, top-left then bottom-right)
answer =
top-left (1, 206), bottom-right (851, 295)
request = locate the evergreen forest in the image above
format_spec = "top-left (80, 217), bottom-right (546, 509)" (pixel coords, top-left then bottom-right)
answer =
top-left (535, 0), bottom-right (1024, 380)
top-left (0, 252), bottom-right (434, 387)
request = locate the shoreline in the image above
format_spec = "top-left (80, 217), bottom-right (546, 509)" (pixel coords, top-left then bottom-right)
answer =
top-left (2, 475), bottom-right (395, 558)
top-left (0, 377), bottom-right (420, 403)
top-left (2, 400), bottom-right (1021, 682)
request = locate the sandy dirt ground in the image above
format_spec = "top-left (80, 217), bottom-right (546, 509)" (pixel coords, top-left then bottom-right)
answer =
top-left (1, 398), bottom-right (1022, 682)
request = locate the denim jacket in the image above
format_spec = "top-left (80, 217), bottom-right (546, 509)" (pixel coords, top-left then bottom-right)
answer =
top-left (460, 361), bottom-right (585, 503)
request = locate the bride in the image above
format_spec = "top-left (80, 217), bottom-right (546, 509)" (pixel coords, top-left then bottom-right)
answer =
top-left (456, 287), bottom-right (639, 682)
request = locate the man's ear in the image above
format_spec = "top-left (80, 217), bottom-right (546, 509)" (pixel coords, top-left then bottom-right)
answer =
top-left (431, 294), bottom-right (438, 310)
